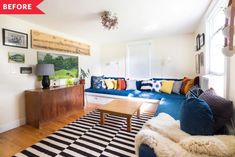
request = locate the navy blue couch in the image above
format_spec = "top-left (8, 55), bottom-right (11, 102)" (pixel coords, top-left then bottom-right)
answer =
top-left (85, 77), bottom-right (187, 157)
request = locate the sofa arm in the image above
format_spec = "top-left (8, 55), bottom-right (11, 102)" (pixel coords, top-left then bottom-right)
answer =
top-left (139, 144), bottom-right (157, 157)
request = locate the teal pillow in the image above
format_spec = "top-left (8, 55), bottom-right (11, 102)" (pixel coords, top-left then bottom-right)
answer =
top-left (180, 98), bottom-right (214, 135)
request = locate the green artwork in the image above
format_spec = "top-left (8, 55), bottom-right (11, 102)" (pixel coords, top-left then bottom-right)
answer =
top-left (37, 52), bottom-right (79, 79)
top-left (8, 52), bottom-right (25, 63)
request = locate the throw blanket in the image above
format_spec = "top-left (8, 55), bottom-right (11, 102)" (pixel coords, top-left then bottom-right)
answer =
top-left (135, 113), bottom-right (235, 157)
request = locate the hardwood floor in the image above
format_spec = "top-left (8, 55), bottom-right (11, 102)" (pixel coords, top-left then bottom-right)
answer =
top-left (0, 102), bottom-right (157, 157)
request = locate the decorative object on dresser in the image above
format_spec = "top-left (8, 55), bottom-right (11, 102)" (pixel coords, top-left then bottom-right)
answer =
top-left (36, 64), bottom-right (55, 89)
top-left (2, 28), bottom-right (28, 48)
top-left (79, 68), bottom-right (90, 84)
top-left (25, 85), bottom-right (84, 128)
top-left (31, 30), bottom-right (90, 55)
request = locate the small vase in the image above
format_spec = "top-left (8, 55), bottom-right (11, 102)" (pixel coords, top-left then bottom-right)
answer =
top-left (79, 79), bottom-right (85, 84)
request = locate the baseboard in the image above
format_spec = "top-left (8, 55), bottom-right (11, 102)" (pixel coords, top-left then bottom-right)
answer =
top-left (0, 118), bottom-right (26, 133)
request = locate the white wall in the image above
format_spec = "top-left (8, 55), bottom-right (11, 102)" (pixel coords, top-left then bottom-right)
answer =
top-left (100, 34), bottom-right (196, 79)
top-left (0, 15), bottom-right (101, 133)
top-left (194, 2), bottom-right (235, 121)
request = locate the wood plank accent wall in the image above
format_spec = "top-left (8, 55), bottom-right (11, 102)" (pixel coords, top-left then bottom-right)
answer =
top-left (31, 30), bottom-right (90, 55)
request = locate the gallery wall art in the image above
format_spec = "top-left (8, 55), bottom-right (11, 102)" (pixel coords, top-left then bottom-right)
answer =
top-left (2, 29), bottom-right (28, 48)
top-left (37, 52), bottom-right (79, 79)
top-left (8, 52), bottom-right (25, 63)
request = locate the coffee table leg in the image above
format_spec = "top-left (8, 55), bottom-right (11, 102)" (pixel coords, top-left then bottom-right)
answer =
top-left (127, 117), bottom-right (131, 132)
top-left (100, 112), bottom-right (104, 125)
top-left (137, 108), bottom-right (140, 119)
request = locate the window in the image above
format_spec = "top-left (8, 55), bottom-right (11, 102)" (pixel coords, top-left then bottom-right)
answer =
top-left (126, 42), bottom-right (151, 79)
top-left (206, 0), bottom-right (228, 97)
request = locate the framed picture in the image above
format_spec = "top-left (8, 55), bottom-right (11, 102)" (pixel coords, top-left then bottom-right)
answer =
top-left (2, 29), bottom-right (28, 48)
top-left (196, 34), bottom-right (200, 51)
top-left (199, 33), bottom-right (205, 48)
top-left (195, 54), bottom-right (200, 74)
top-left (8, 52), bottom-right (25, 64)
top-left (20, 67), bottom-right (32, 74)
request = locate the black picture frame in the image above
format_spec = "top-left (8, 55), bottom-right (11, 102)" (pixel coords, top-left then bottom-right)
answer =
top-left (2, 28), bottom-right (28, 49)
top-left (20, 67), bottom-right (32, 74)
top-left (199, 33), bottom-right (205, 48)
top-left (196, 34), bottom-right (200, 51)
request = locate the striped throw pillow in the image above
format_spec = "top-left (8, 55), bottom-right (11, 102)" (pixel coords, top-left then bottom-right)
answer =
top-left (140, 80), bottom-right (153, 91)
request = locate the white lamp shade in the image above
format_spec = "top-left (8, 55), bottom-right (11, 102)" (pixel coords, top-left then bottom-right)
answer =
top-left (36, 64), bottom-right (55, 76)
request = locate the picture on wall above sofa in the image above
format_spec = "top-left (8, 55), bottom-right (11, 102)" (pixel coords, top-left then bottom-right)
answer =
top-left (37, 51), bottom-right (78, 79)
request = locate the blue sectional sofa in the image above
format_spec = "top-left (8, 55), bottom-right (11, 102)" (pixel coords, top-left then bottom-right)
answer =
top-left (85, 77), bottom-right (188, 157)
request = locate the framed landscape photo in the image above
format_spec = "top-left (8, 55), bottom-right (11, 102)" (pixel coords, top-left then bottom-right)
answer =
top-left (8, 52), bottom-right (25, 64)
top-left (2, 29), bottom-right (28, 48)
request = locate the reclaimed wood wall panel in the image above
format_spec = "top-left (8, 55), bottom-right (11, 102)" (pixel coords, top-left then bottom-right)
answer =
top-left (31, 30), bottom-right (90, 55)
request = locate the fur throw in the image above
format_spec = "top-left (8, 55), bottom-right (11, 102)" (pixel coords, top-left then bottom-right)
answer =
top-left (135, 113), bottom-right (235, 157)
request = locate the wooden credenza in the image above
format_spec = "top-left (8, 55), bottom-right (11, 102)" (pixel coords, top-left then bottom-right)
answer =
top-left (25, 85), bottom-right (84, 128)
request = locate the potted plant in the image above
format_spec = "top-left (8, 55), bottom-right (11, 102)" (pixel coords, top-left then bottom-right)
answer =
top-left (79, 68), bottom-right (90, 84)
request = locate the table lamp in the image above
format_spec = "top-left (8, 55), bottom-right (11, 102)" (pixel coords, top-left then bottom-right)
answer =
top-left (36, 64), bottom-right (55, 89)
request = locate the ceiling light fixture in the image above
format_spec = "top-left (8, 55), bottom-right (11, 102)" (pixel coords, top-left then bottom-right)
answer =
top-left (101, 11), bottom-right (118, 30)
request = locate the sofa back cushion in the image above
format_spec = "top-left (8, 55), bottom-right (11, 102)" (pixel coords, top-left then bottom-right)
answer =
top-left (172, 81), bottom-right (183, 94)
top-left (160, 80), bottom-right (174, 94)
top-left (91, 75), bottom-right (105, 89)
top-left (140, 80), bottom-right (153, 91)
top-left (199, 88), bottom-right (233, 133)
top-left (180, 98), bottom-right (214, 135)
top-left (117, 79), bottom-right (126, 90)
top-left (126, 80), bottom-right (137, 90)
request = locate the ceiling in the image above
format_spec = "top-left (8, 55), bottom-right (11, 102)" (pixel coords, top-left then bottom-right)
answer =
top-left (14, 0), bottom-right (211, 44)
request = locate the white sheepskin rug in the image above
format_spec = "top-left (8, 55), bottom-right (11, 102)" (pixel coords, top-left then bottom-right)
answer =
top-left (135, 113), bottom-right (235, 157)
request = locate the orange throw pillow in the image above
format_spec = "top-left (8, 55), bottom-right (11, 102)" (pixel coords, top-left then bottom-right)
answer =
top-left (183, 79), bottom-right (194, 94)
top-left (117, 79), bottom-right (126, 90)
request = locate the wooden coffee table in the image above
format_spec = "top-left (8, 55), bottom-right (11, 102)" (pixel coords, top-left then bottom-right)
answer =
top-left (97, 99), bottom-right (142, 132)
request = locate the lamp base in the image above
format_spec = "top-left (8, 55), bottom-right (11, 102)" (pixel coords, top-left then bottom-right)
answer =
top-left (42, 75), bottom-right (50, 89)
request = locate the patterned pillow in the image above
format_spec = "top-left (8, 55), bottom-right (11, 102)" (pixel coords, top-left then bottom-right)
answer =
top-left (152, 80), bottom-right (162, 92)
top-left (140, 80), bottom-right (153, 91)
top-left (91, 75), bottom-right (104, 89)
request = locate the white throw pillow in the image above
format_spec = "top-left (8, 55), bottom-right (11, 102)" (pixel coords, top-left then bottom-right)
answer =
top-left (126, 80), bottom-right (137, 90)
top-left (152, 80), bottom-right (162, 92)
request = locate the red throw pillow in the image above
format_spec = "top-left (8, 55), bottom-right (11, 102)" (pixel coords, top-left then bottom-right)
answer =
top-left (117, 79), bottom-right (126, 90)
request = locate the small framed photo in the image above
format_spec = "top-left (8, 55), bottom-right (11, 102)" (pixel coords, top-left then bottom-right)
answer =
top-left (20, 67), bottom-right (32, 74)
top-left (2, 29), bottom-right (28, 49)
top-left (199, 33), bottom-right (205, 48)
top-left (8, 52), bottom-right (25, 64)
top-left (196, 34), bottom-right (200, 51)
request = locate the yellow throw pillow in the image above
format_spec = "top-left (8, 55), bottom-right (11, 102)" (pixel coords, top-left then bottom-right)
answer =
top-left (160, 80), bottom-right (175, 94)
top-left (105, 79), bottom-right (114, 89)
top-left (112, 80), bottom-right (118, 89)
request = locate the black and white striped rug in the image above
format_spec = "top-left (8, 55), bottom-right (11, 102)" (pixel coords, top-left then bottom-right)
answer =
top-left (14, 110), bottom-right (153, 157)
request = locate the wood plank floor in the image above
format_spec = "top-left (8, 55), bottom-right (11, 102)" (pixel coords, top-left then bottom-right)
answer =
top-left (0, 102), bottom-right (157, 157)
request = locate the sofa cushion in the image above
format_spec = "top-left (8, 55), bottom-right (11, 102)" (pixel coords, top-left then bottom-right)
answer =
top-left (139, 144), bottom-right (157, 157)
top-left (199, 88), bottom-right (233, 133)
top-left (155, 98), bottom-right (185, 120)
top-left (160, 80), bottom-right (174, 94)
top-left (172, 81), bottom-right (183, 94)
top-left (117, 79), bottom-right (126, 90)
top-left (180, 98), bottom-right (214, 135)
top-left (91, 75), bottom-right (105, 89)
top-left (140, 80), bottom-right (153, 91)
top-left (152, 80), bottom-right (162, 92)
top-left (186, 86), bottom-right (204, 99)
top-left (126, 80), bottom-right (137, 90)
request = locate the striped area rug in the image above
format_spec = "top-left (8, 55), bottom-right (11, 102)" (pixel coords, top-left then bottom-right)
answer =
top-left (14, 110), bottom-right (153, 157)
